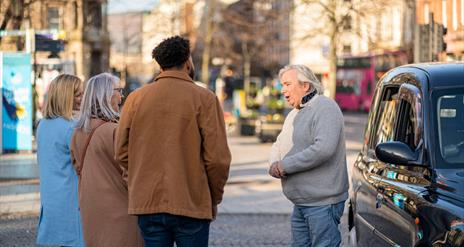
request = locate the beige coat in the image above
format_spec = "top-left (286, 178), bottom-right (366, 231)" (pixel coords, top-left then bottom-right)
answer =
top-left (115, 70), bottom-right (231, 219)
top-left (71, 119), bottom-right (143, 247)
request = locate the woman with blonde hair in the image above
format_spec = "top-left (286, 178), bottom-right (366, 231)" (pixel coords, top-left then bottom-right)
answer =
top-left (70, 73), bottom-right (143, 247)
top-left (36, 74), bottom-right (84, 246)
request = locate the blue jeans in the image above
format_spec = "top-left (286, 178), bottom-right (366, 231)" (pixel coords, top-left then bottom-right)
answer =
top-left (138, 213), bottom-right (211, 247)
top-left (291, 201), bottom-right (345, 247)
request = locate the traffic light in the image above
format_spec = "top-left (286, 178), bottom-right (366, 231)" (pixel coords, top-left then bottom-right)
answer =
top-left (436, 24), bottom-right (447, 52)
top-left (418, 24), bottom-right (431, 62)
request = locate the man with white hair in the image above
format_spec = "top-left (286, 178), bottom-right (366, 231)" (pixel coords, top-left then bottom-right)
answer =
top-left (269, 65), bottom-right (348, 247)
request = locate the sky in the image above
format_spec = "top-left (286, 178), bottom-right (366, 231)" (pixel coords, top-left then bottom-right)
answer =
top-left (108, 0), bottom-right (159, 14)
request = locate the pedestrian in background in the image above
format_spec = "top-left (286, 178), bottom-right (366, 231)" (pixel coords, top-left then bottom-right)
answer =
top-left (268, 65), bottom-right (349, 247)
top-left (36, 74), bottom-right (84, 246)
top-left (70, 73), bottom-right (143, 247)
top-left (115, 36), bottom-right (231, 247)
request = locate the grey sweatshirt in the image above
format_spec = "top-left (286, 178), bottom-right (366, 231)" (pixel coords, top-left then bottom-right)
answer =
top-left (270, 95), bottom-right (349, 206)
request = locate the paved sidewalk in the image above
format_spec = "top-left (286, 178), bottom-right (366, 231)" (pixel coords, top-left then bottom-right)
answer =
top-left (0, 112), bottom-right (368, 216)
top-left (0, 112), bottom-right (367, 246)
top-left (0, 212), bottom-right (292, 247)
top-left (219, 112), bottom-right (366, 214)
top-left (0, 154), bottom-right (38, 180)
top-left (0, 154), bottom-right (39, 215)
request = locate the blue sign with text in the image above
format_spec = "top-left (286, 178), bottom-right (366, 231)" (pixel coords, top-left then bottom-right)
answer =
top-left (1, 53), bottom-right (33, 151)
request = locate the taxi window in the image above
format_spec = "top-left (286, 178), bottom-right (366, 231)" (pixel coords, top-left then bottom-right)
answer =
top-left (436, 93), bottom-right (464, 165)
top-left (369, 87), bottom-right (399, 150)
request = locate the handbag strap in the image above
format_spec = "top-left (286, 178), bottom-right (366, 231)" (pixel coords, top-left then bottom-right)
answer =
top-left (76, 120), bottom-right (107, 176)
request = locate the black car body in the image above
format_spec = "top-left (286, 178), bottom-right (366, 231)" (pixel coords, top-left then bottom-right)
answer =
top-left (349, 63), bottom-right (464, 247)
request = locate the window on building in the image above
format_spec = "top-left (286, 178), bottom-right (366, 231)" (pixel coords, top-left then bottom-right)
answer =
top-left (73, 1), bottom-right (79, 29)
top-left (86, 1), bottom-right (102, 29)
top-left (461, 0), bottom-right (464, 25)
top-left (343, 15), bottom-right (352, 30)
top-left (452, 0), bottom-right (458, 30)
top-left (47, 7), bottom-right (60, 30)
top-left (370, 16), bottom-right (378, 42)
top-left (90, 50), bottom-right (102, 76)
top-left (424, 3), bottom-right (430, 24)
top-left (442, 0), bottom-right (448, 28)
top-left (343, 45), bottom-right (352, 54)
top-left (382, 11), bottom-right (392, 40)
top-left (101, 3), bottom-right (108, 29)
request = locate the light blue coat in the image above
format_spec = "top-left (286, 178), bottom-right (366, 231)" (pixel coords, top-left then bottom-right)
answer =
top-left (36, 117), bottom-right (84, 246)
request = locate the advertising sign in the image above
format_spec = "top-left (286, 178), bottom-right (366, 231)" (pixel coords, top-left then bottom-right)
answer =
top-left (0, 53), bottom-right (33, 152)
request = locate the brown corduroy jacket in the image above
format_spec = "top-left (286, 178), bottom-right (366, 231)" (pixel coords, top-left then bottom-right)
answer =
top-left (115, 70), bottom-right (231, 219)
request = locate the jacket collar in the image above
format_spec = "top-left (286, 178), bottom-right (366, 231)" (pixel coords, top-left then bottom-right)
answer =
top-left (155, 70), bottom-right (194, 84)
top-left (299, 90), bottom-right (319, 108)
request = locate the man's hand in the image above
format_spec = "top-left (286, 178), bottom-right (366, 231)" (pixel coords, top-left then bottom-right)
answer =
top-left (269, 161), bottom-right (286, 179)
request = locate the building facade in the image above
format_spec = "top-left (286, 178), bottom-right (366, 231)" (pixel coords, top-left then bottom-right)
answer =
top-left (416, 0), bottom-right (464, 61)
top-left (108, 0), bottom-right (208, 85)
top-left (0, 0), bottom-right (110, 80)
top-left (142, 0), bottom-right (203, 68)
top-left (220, 0), bottom-right (290, 77)
top-left (290, 0), bottom-right (415, 81)
top-left (290, 0), bottom-right (330, 78)
top-left (108, 11), bottom-right (152, 84)
top-left (347, 0), bottom-right (415, 58)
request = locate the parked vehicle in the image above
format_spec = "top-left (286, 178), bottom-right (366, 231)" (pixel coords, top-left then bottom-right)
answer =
top-left (254, 84), bottom-right (287, 142)
top-left (255, 113), bottom-right (284, 143)
top-left (349, 63), bottom-right (464, 247)
top-left (336, 51), bottom-right (408, 112)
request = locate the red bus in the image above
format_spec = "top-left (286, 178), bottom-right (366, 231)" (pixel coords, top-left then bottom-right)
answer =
top-left (335, 51), bottom-right (408, 112)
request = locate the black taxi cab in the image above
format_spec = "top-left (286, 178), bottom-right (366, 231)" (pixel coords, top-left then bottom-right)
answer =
top-left (349, 63), bottom-right (464, 247)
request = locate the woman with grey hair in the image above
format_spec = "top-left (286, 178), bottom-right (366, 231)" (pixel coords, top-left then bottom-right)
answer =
top-left (70, 73), bottom-right (143, 247)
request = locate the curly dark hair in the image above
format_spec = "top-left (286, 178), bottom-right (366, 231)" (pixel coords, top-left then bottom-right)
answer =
top-left (152, 36), bottom-right (191, 70)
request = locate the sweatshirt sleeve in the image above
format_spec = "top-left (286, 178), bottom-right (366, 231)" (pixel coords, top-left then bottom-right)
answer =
top-left (269, 140), bottom-right (281, 165)
top-left (269, 109), bottom-right (296, 165)
top-left (269, 126), bottom-right (284, 165)
top-left (199, 94), bottom-right (231, 206)
top-left (282, 104), bottom-right (344, 174)
top-left (114, 93), bottom-right (136, 170)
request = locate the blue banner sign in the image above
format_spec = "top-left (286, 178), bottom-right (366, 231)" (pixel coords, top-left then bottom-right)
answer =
top-left (1, 53), bottom-right (33, 151)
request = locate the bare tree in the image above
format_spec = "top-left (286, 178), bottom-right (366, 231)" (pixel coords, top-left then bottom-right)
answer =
top-left (200, 0), bottom-right (216, 85)
top-left (212, 0), bottom-right (291, 94)
top-left (1, 0), bottom-right (25, 30)
top-left (116, 12), bottom-right (144, 84)
top-left (144, 0), bottom-right (184, 39)
top-left (297, 0), bottom-right (390, 98)
top-left (0, 0), bottom-right (38, 49)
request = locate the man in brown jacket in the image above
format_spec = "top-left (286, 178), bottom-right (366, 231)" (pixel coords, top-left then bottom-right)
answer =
top-left (115, 36), bottom-right (231, 247)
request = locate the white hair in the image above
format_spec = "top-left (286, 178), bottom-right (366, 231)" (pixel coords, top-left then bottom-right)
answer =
top-left (76, 73), bottom-right (120, 133)
top-left (278, 64), bottom-right (324, 95)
